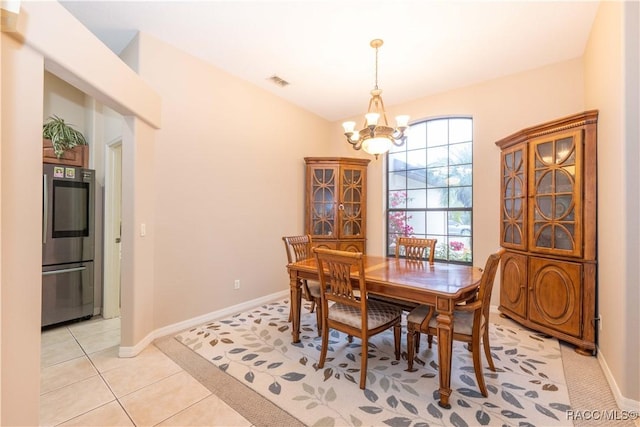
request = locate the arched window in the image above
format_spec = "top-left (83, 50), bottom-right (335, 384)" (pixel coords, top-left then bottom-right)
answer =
top-left (386, 117), bottom-right (473, 264)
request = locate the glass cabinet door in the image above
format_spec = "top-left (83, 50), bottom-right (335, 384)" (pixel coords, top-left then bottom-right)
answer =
top-left (501, 145), bottom-right (527, 250)
top-left (340, 167), bottom-right (366, 239)
top-left (310, 166), bottom-right (338, 238)
top-left (528, 130), bottom-right (583, 257)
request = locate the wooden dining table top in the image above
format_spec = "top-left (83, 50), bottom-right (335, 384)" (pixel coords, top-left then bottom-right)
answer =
top-left (289, 254), bottom-right (484, 304)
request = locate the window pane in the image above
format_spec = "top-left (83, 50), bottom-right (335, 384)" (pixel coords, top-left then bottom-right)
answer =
top-left (427, 211), bottom-right (446, 234)
top-left (388, 152), bottom-right (406, 172)
top-left (389, 190), bottom-right (408, 208)
top-left (449, 186), bottom-right (472, 207)
top-left (427, 119), bottom-right (448, 147)
top-left (388, 171), bottom-right (406, 191)
top-left (450, 142), bottom-right (472, 165)
top-left (449, 164), bottom-right (472, 186)
top-left (449, 118), bottom-right (472, 144)
top-left (407, 211), bottom-right (426, 234)
top-left (407, 189), bottom-right (427, 208)
top-left (427, 146), bottom-right (448, 167)
top-left (427, 167), bottom-right (448, 188)
top-left (407, 170), bottom-right (426, 190)
top-left (427, 188), bottom-right (448, 208)
top-left (406, 122), bottom-right (427, 150)
top-left (406, 148), bottom-right (427, 169)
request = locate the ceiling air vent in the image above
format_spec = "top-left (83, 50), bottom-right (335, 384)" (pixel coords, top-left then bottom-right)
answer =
top-left (267, 75), bottom-right (290, 87)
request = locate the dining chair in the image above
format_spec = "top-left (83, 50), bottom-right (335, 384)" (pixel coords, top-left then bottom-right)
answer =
top-left (282, 234), bottom-right (322, 336)
top-left (313, 247), bottom-right (402, 389)
top-left (405, 248), bottom-right (505, 397)
top-left (370, 237), bottom-right (438, 313)
top-left (396, 237), bottom-right (437, 264)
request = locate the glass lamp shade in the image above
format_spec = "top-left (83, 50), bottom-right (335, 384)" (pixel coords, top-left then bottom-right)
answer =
top-left (362, 137), bottom-right (392, 156)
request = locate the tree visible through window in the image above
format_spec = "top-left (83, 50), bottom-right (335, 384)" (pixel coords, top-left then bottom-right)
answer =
top-left (386, 117), bottom-right (473, 263)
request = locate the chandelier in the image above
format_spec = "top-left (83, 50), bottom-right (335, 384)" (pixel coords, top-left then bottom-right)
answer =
top-left (342, 39), bottom-right (409, 159)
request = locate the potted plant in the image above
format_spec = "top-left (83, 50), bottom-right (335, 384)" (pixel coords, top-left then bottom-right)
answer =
top-left (42, 115), bottom-right (88, 158)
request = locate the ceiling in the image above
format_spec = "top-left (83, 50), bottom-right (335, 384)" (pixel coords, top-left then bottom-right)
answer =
top-left (60, 1), bottom-right (600, 122)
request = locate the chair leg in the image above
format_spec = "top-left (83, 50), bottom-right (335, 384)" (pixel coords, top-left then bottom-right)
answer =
top-left (415, 332), bottom-right (421, 353)
top-left (318, 323), bottom-right (329, 369)
top-left (471, 338), bottom-right (488, 397)
top-left (427, 334), bottom-right (433, 349)
top-left (393, 323), bottom-right (401, 360)
top-left (483, 328), bottom-right (495, 371)
top-left (314, 301), bottom-right (322, 337)
top-left (309, 300), bottom-right (316, 313)
top-left (406, 325), bottom-right (418, 372)
top-left (360, 337), bottom-right (368, 389)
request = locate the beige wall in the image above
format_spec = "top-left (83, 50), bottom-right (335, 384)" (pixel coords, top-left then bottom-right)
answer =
top-left (127, 32), bottom-right (331, 328)
top-left (1, 32), bottom-right (45, 427)
top-left (584, 0), bottom-right (640, 404)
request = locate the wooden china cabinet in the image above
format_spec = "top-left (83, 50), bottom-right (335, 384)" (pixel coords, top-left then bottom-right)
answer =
top-left (495, 110), bottom-right (598, 355)
top-left (304, 157), bottom-right (370, 252)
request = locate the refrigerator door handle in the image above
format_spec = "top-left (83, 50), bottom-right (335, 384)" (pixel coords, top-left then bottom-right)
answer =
top-left (43, 174), bottom-right (48, 244)
top-left (42, 266), bottom-right (87, 276)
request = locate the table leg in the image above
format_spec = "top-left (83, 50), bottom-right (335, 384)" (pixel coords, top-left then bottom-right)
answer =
top-left (289, 274), bottom-right (302, 343)
top-left (436, 303), bottom-right (454, 409)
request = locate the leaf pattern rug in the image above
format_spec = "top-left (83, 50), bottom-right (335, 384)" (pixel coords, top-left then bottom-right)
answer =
top-left (175, 299), bottom-right (573, 427)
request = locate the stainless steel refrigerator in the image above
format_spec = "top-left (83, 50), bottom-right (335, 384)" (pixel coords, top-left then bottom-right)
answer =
top-left (42, 164), bottom-right (95, 327)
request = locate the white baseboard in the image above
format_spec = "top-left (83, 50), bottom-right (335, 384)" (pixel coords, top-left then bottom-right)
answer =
top-left (597, 347), bottom-right (640, 413)
top-left (118, 289), bottom-right (290, 358)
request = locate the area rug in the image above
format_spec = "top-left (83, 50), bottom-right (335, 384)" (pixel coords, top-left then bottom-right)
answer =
top-left (175, 299), bottom-right (573, 427)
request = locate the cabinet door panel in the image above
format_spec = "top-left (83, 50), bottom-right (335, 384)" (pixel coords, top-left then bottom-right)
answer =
top-left (340, 167), bottom-right (367, 239)
top-left (308, 166), bottom-right (338, 238)
top-left (528, 130), bottom-right (583, 257)
top-left (500, 145), bottom-right (527, 250)
top-left (500, 252), bottom-right (528, 318)
top-left (528, 257), bottom-right (582, 337)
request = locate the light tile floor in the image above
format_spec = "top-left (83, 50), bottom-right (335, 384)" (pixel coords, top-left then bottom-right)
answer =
top-left (40, 317), bottom-right (252, 426)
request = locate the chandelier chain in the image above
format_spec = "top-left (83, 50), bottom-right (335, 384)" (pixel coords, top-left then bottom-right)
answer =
top-left (374, 44), bottom-right (379, 90)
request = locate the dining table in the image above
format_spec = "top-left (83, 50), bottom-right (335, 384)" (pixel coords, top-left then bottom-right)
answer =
top-left (286, 254), bottom-right (484, 409)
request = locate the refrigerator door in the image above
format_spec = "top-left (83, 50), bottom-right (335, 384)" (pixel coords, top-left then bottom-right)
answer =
top-left (41, 262), bottom-right (94, 327)
top-left (42, 165), bottom-right (95, 265)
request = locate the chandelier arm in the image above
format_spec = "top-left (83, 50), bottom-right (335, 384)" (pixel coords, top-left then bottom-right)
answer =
top-left (391, 136), bottom-right (407, 147)
top-left (374, 94), bottom-right (390, 126)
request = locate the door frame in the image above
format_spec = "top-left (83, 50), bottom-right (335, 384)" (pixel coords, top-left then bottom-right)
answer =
top-left (103, 138), bottom-right (122, 319)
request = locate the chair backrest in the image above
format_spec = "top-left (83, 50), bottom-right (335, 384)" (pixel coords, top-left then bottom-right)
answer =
top-left (312, 247), bottom-right (367, 315)
top-left (282, 234), bottom-right (313, 264)
top-left (395, 237), bottom-right (437, 264)
top-left (475, 248), bottom-right (506, 321)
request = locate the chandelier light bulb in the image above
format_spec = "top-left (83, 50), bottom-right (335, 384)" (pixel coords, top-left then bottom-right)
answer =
top-left (342, 121), bottom-right (356, 133)
top-left (396, 115), bottom-right (410, 128)
top-left (365, 113), bottom-right (380, 127)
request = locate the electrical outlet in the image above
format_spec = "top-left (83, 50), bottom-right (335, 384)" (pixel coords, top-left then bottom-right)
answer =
top-left (599, 314), bottom-right (603, 330)
top-left (234, 279), bottom-right (240, 290)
